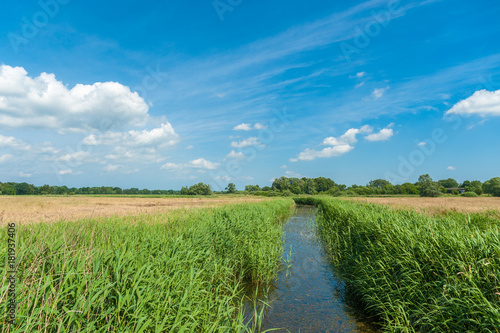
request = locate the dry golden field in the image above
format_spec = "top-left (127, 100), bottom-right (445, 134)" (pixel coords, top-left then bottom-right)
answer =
top-left (342, 196), bottom-right (500, 215)
top-left (0, 196), bottom-right (268, 224)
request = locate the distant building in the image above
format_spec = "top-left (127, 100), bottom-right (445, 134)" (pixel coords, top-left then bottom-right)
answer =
top-left (445, 187), bottom-right (465, 194)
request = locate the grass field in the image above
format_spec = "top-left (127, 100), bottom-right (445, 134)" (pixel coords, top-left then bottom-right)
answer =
top-left (341, 196), bottom-right (500, 216)
top-left (297, 197), bottom-right (500, 332)
top-left (1, 199), bottom-right (293, 332)
top-left (0, 196), bottom-right (268, 224)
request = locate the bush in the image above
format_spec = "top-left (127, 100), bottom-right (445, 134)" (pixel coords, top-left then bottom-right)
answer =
top-left (461, 191), bottom-right (478, 197)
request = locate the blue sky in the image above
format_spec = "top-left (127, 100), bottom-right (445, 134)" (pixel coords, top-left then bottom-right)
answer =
top-left (1, 0), bottom-right (499, 190)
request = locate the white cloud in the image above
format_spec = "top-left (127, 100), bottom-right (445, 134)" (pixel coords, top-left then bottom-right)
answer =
top-left (372, 86), bottom-right (390, 100)
top-left (58, 169), bottom-right (82, 175)
top-left (446, 89), bottom-right (500, 117)
top-left (285, 170), bottom-right (303, 178)
top-left (82, 122), bottom-right (178, 148)
top-left (161, 158), bottom-right (220, 171)
top-left (417, 142), bottom-right (427, 146)
top-left (225, 150), bottom-right (246, 160)
top-left (350, 72), bottom-right (366, 79)
top-left (0, 154), bottom-right (13, 164)
top-left (365, 124), bottom-right (394, 142)
top-left (281, 164), bottom-right (288, 169)
top-left (104, 164), bottom-right (120, 171)
top-left (447, 166), bottom-right (456, 170)
top-left (189, 158), bottom-right (219, 170)
top-left (186, 145), bottom-right (194, 149)
top-left (291, 144), bottom-right (354, 161)
top-left (231, 137), bottom-right (263, 148)
top-left (233, 123), bottom-right (252, 131)
top-left (291, 124), bottom-right (393, 162)
top-left (0, 134), bottom-right (31, 150)
top-left (354, 82), bottom-right (365, 89)
top-left (56, 151), bottom-right (97, 167)
top-left (322, 125), bottom-right (373, 146)
top-left (215, 175), bottom-right (232, 182)
top-left (0, 65), bottom-right (149, 132)
top-left (233, 123), bottom-right (267, 131)
top-left (19, 171), bottom-right (32, 178)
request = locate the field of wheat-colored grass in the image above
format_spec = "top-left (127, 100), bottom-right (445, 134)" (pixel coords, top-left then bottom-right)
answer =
top-left (341, 196), bottom-right (500, 215)
top-left (0, 196), bottom-right (269, 224)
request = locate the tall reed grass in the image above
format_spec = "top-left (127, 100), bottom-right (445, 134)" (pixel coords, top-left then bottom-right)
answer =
top-left (1, 199), bottom-right (292, 332)
top-left (307, 197), bottom-right (500, 332)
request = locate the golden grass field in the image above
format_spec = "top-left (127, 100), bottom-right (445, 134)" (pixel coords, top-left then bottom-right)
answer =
top-left (343, 196), bottom-right (500, 216)
top-left (0, 196), bottom-right (268, 224)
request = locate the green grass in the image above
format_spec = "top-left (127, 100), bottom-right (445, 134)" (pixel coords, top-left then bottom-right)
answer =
top-left (1, 199), bottom-right (293, 332)
top-left (305, 197), bottom-right (500, 332)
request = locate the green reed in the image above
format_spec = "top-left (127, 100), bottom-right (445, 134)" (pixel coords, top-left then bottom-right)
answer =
top-left (1, 199), bottom-right (293, 332)
top-left (308, 197), bottom-right (500, 332)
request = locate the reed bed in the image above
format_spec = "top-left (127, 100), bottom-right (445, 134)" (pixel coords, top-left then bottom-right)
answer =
top-left (1, 199), bottom-right (293, 332)
top-left (297, 197), bottom-right (500, 332)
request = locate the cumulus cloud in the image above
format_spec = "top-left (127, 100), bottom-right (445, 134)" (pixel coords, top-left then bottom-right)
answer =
top-left (292, 124), bottom-right (393, 162)
top-left (82, 122), bottom-right (178, 148)
top-left (103, 164), bottom-right (121, 171)
top-left (18, 171), bottom-right (32, 177)
top-left (285, 170), bottom-right (303, 178)
top-left (233, 122), bottom-right (268, 131)
top-left (189, 158), bottom-right (219, 170)
top-left (446, 89), bottom-right (500, 117)
top-left (231, 137), bottom-right (263, 148)
top-left (447, 166), bottom-right (456, 170)
top-left (57, 151), bottom-right (96, 167)
top-left (58, 169), bottom-right (82, 175)
top-left (0, 65), bottom-right (149, 132)
top-left (0, 134), bottom-right (31, 150)
top-left (225, 150), bottom-right (246, 160)
top-left (322, 125), bottom-right (373, 146)
top-left (355, 82), bottom-right (365, 89)
top-left (417, 142), bottom-right (427, 146)
top-left (350, 72), bottom-right (366, 79)
top-left (0, 154), bottom-right (13, 164)
top-left (372, 86), bottom-right (390, 100)
top-left (365, 124), bottom-right (394, 142)
top-left (233, 123), bottom-right (252, 131)
top-left (290, 144), bottom-right (354, 162)
top-left (161, 158), bottom-right (220, 171)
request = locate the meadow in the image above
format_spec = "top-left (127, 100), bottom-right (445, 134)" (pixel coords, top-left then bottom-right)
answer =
top-left (0, 195), bottom-right (268, 224)
top-left (1, 199), bottom-right (293, 332)
top-left (295, 197), bottom-right (500, 332)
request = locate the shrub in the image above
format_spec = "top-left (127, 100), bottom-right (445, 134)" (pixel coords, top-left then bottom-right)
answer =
top-left (461, 191), bottom-right (478, 197)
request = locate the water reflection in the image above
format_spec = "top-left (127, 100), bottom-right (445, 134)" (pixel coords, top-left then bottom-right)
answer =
top-left (245, 206), bottom-right (377, 333)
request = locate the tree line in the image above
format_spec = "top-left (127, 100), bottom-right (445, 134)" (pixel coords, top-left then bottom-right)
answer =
top-left (1, 175), bottom-right (499, 197)
top-left (0, 182), bottom-right (180, 196)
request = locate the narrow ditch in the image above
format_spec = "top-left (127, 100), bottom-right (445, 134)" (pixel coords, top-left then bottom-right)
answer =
top-left (245, 205), bottom-right (378, 332)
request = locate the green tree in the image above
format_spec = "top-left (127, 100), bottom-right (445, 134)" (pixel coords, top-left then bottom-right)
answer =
top-left (368, 179), bottom-right (392, 188)
top-left (225, 183), bottom-right (236, 193)
top-left (418, 174), bottom-right (441, 197)
top-left (483, 177), bottom-right (500, 197)
top-left (438, 178), bottom-right (459, 188)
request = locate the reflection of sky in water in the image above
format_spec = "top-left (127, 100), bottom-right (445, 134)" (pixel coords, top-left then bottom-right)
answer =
top-left (247, 206), bottom-right (377, 333)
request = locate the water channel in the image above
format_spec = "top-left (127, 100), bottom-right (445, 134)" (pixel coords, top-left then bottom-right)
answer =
top-left (245, 206), bottom-right (377, 332)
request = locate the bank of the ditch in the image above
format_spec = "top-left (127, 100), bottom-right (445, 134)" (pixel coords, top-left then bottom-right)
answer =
top-left (294, 197), bottom-right (500, 332)
top-left (0, 199), bottom-right (293, 332)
